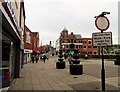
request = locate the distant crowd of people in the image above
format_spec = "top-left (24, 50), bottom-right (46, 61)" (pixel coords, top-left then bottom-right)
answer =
top-left (62, 52), bottom-right (88, 64)
top-left (31, 54), bottom-right (47, 63)
top-left (31, 51), bottom-right (88, 64)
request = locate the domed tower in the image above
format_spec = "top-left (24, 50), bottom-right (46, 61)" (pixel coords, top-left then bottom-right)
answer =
top-left (61, 27), bottom-right (68, 38)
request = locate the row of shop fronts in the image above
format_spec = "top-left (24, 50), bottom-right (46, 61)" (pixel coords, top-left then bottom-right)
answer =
top-left (0, 1), bottom-right (41, 88)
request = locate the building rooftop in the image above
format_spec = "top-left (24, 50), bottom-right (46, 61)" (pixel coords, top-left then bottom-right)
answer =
top-left (62, 27), bottom-right (68, 32)
top-left (75, 34), bottom-right (82, 39)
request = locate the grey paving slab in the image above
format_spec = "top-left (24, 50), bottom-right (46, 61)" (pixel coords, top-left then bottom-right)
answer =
top-left (69, 81), bottom-right (119, 91)
top-left (106, 77), bottom-right (119, 87)
top-left (23, 84), bottom-right (32, 90)
top-left (83, 62), bottom-right (118, 78)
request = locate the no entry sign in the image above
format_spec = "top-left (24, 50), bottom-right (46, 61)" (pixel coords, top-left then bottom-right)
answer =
top-left (95, 16), bottom-right (110, 31)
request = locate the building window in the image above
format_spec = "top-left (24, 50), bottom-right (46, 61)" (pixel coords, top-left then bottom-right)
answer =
top-left (88, 52), bottom-right (92, 54)
top-left (83, 46), bottom-right (86, 48)
top-left (68, 40), bottom-right (70, 43)
top-left (83, 52), bottom-right (87, 54)
top-left (88, 46), bottom-right (92, 48)
top-left (94, 51), bottom-right (97, 55)
top-left (79, 40), bottom-right (82, 43)
top-left (88, 41), bottom-right (91, 44)
top-left (79, 45), bottom-right (82, 48)
top-left (66, 45), bottom-right (68, 48)
top-left (76, 45), bottom-right (78, 48)
top-left (83, 41), bottom-right (87, 43)
top-left (93, 46), bottom-right (97, 48)
top-left (74, 40), bottom-right (76, 43)
top-left (71, 39), bottom-right (73, 43)
top-left (26, 32), bottom-right (30, 43)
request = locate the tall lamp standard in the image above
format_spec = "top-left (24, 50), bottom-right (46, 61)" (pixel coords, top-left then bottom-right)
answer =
top-left (53, 41), bottom-right (54, 48)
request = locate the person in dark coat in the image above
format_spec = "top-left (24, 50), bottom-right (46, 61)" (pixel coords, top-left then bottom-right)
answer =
top-left (43, 54), bottom-right (47, 63)
top-left (32, 54), bottom-right (35, 63)
top-left (35, 55), bottom-right (39, 63)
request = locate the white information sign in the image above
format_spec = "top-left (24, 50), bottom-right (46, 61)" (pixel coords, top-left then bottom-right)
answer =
top-left (92, 32), bottom-right (112, 46)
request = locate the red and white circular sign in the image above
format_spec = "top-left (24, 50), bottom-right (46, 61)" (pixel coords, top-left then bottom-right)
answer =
top-left (95, 16), bottom-right (110, 31)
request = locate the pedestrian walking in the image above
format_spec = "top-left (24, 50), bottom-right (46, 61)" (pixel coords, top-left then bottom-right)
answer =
top-left (40, 54), bottom-right (43, 60)
top-left (32, 54), bottom-right (35, 63)
top-left (68, 55), bottom-right (72, 64)
top-left (43, 54), bottom-right (47, 63)
top-left (64, 53), bottom-right (67, 59)
top-left (35, 54), bottom-right (39, 63)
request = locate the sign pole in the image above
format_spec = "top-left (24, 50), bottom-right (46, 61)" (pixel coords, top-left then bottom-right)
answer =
top-left (94, 12), bottom-right (111, 91)
top-left (101, 30), bottom-right (105, 91)
top-left (101, 46), bottom-right (105, 91)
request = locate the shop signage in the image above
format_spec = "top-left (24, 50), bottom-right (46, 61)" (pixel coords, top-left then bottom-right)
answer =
top-left (92, 32), bottom-right (112, 46)
top-left (6, 0), bottom-right (22, 35)
top-left (24, 49), bottom-right (33, 53)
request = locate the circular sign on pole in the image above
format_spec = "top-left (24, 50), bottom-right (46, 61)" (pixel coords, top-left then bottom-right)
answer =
top-left (95, 16), bottom-right (110, 31)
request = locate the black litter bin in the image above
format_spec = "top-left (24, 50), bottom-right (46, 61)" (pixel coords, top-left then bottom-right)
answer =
top-left (56, 61), bottom-right (65, 69)
top-left (70, 64), bottom-right (83, 75)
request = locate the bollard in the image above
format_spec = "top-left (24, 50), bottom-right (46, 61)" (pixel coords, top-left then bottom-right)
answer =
top-left (56, 61), bottom-right (65, 69)
top-left (56, 50), bottom-right (65, 69)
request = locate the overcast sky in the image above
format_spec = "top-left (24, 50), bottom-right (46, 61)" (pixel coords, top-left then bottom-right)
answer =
top-left (24, 0), bottom-right (119, 46)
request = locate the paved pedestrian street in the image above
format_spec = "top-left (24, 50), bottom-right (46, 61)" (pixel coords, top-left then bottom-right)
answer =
top-left (7, 56), bottom-right (119, 92)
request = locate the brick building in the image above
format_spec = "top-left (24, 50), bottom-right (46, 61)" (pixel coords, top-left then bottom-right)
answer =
top-left (41, 45), bottom-right (51, 54)
top-left (32, 32), bottom-right (40, 55)
top-left (81, 38), bottom-right (98, 55)
top-left (56, 28), bottom-right (98, 55)
top-left (24, 26), bottom-right (41, 63)
top-left (24, 25), bottom-right (33, 64)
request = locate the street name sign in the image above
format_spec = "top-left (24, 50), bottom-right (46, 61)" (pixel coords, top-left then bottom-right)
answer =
top-left (92, 32), bottom-right (112, 46)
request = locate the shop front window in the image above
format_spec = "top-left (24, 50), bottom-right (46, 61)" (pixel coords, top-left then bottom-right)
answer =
top-left (2, 34), bottom-right (16, 87)
top-left (2, 34), bottom-right (11, 87)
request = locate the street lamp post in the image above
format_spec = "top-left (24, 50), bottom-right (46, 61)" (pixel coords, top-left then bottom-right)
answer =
top-left (53, 41), bottom-right (54, 48)
top-left (95, 12), bottom-right (110, 91)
